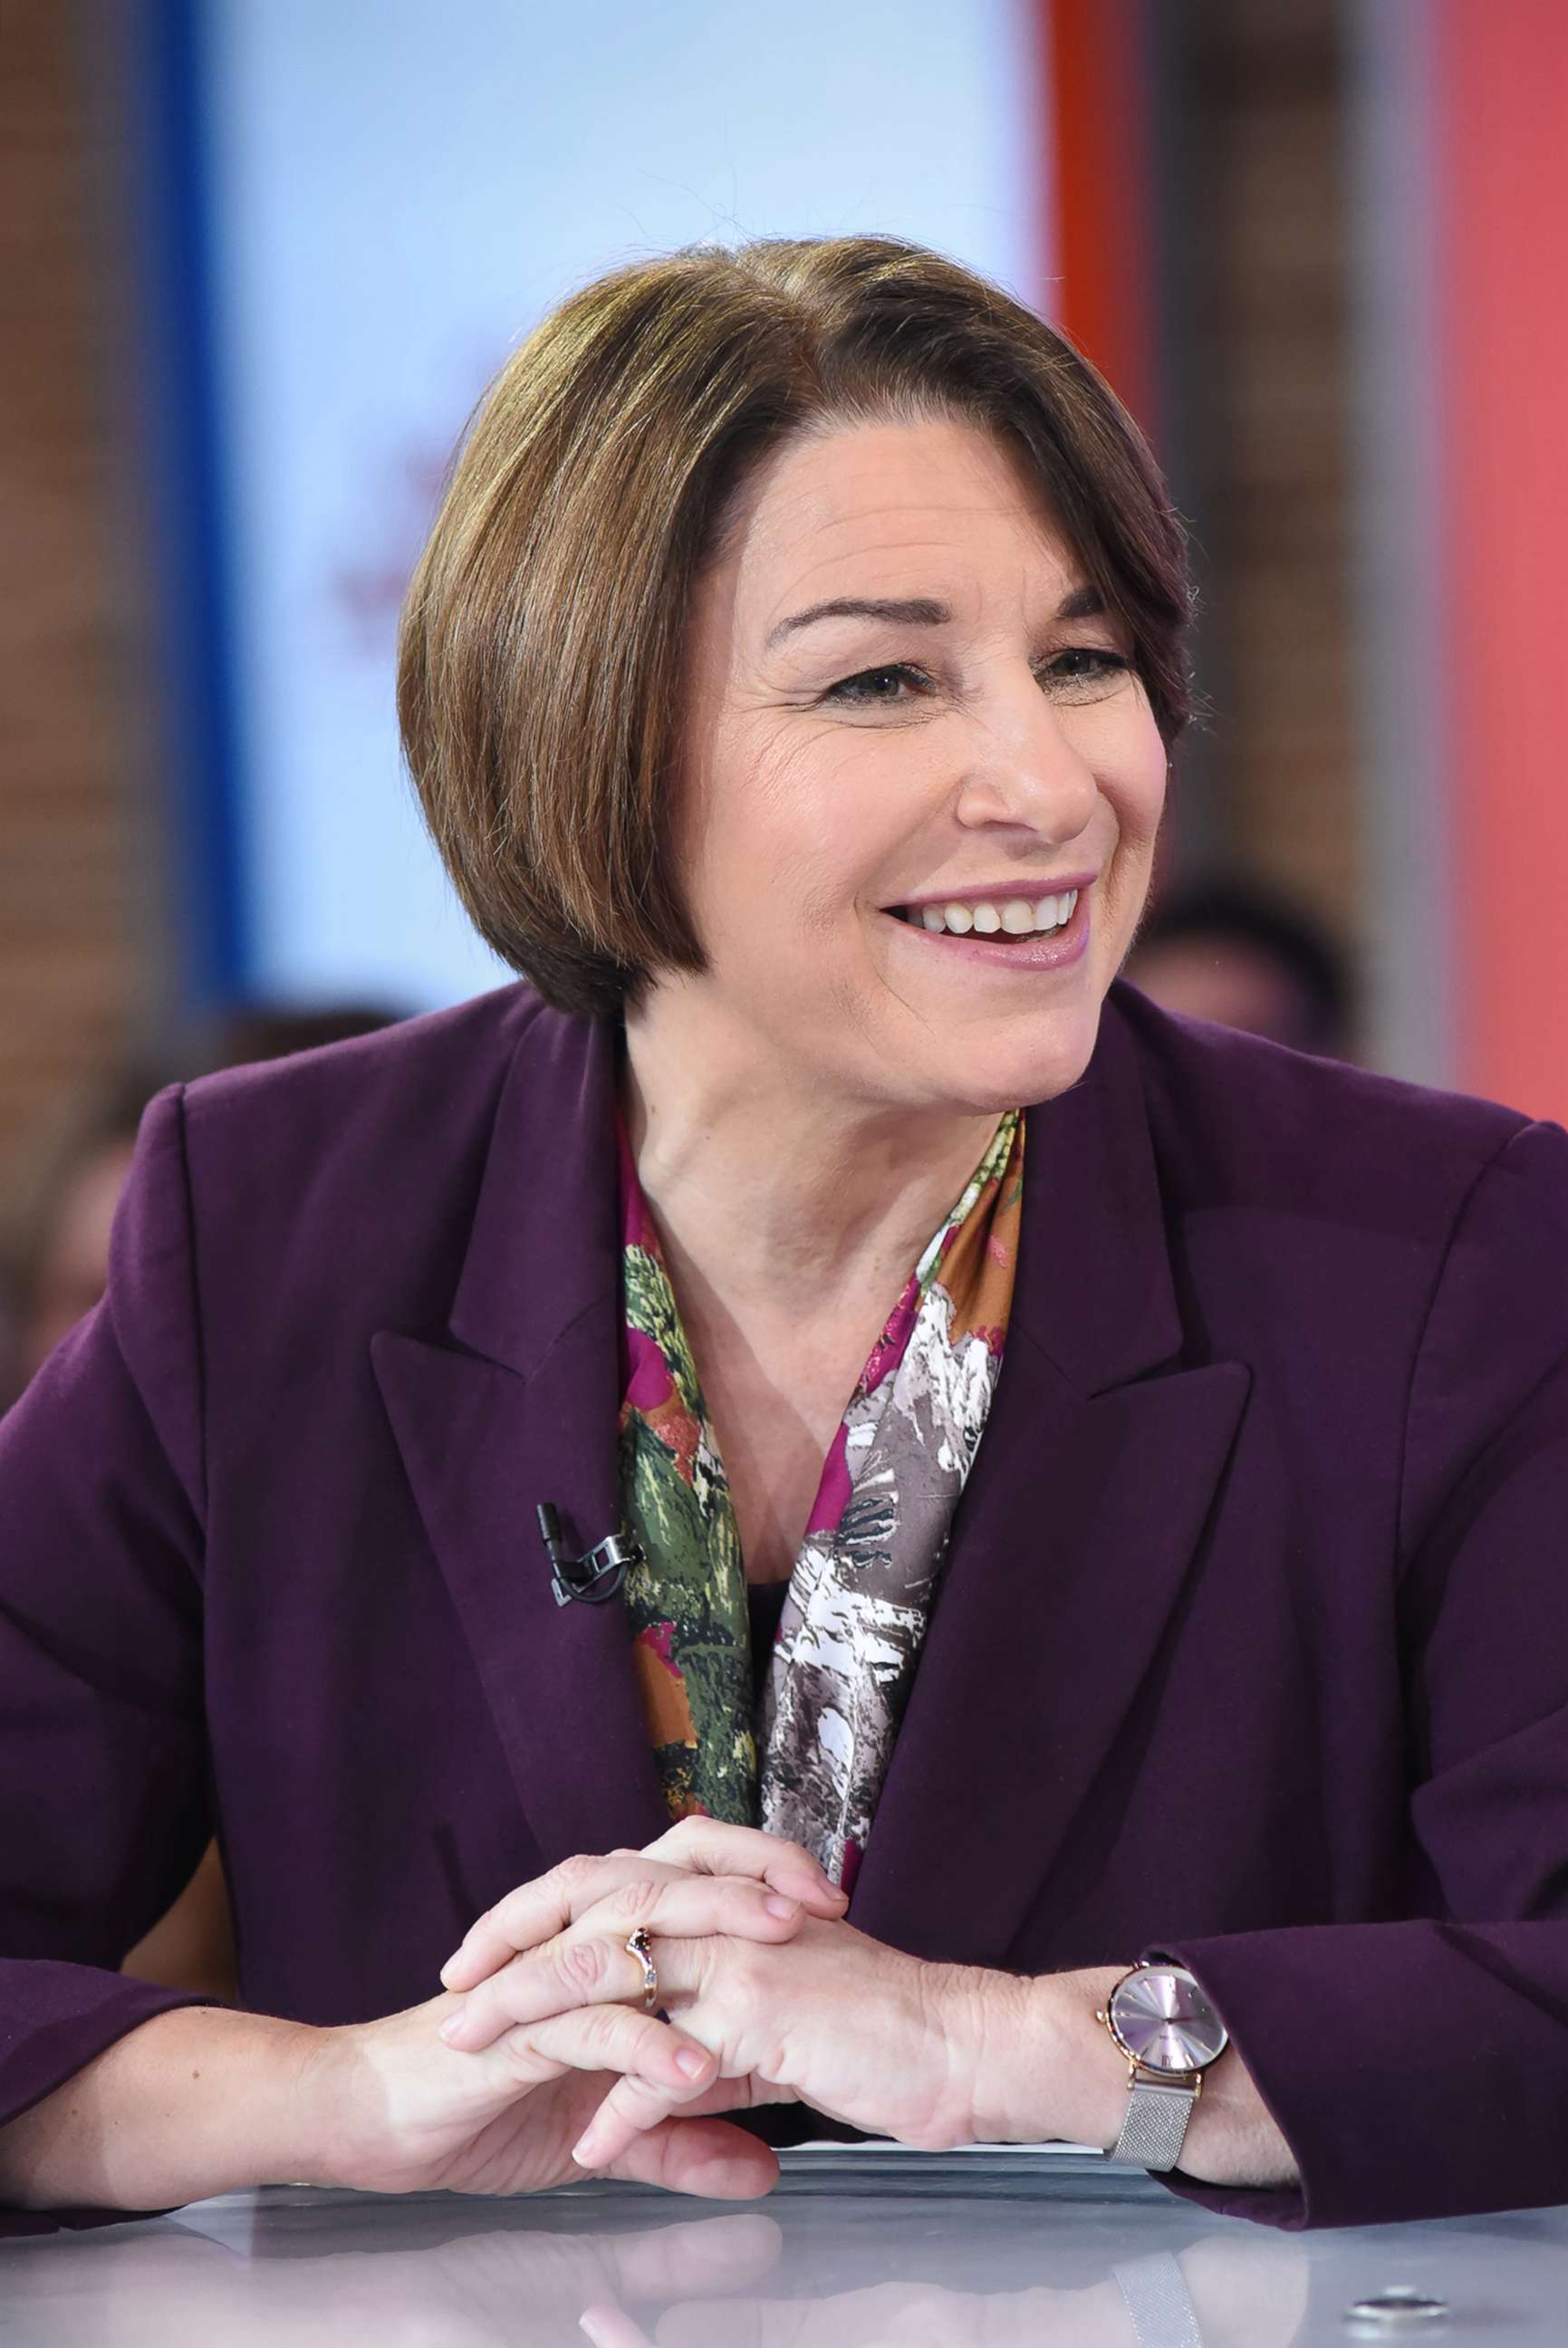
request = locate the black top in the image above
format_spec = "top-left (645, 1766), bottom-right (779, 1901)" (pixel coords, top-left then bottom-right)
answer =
top-left (746, 1577), bottom-right (791, 1704)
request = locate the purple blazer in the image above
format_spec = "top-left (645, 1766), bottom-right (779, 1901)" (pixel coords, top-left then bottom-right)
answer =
top-left (3, 976), bottom-right (1567, 2234)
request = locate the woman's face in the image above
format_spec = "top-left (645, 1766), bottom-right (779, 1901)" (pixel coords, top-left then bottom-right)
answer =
top-left (664, 412), bottom-right (1169, 1111)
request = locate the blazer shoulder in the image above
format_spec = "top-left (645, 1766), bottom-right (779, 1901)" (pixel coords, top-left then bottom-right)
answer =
top-left (155, 981), bottom-right (598, 1361)
top-left (177, 981), bottom-right (547, 1173)
top-left (1107, 977), bottom-right (1553, 1243)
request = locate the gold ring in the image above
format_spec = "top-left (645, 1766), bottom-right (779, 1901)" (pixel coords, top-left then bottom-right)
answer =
top-left (625, 1925), bottom-right (659, 2012)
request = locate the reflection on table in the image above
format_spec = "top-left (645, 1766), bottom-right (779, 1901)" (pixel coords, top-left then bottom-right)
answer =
top-left (2, 2150), bottom-right (1566, 2344)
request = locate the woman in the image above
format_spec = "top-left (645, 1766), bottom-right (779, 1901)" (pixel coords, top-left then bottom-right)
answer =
top-left (1, 233), bottom-right (1565, 2235)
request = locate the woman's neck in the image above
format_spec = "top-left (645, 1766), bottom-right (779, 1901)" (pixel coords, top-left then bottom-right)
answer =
top-left (618, 996), bottom-right (1007, 1333)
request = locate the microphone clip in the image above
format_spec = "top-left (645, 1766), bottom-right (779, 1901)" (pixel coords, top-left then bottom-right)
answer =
top-left (537, 1502), bottom-right (643, 1607)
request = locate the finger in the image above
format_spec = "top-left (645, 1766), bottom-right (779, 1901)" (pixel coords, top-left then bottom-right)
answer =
top-left (442, 1830), bottom-right (844, 1994)
top-left (440, 1918), bottom-right (718, 2054)
top-left (572, 2067), bottom-right (692, 2169)
top-left (605, 2112), bottom-right (780, 2201)
top-left (442, 1877), bottom-right (799, 2052)
top-left (601, 1872), bottom-right (809, 1946)
top-left (495, 1999), bottom-right (717, 2098)
top-left (439, 1852), bottom-right (690, 1990)
top-left (572, 2058), bottom-right (790, 2172)
top-left (643, 1819), bottom-right (847, 1916)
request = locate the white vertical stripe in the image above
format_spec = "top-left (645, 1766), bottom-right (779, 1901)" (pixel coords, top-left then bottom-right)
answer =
top-left (1342, 0), bottom-right (1454, 1083)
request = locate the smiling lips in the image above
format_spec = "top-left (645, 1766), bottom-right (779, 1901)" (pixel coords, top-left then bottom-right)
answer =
top-left (891, 887), bottom-right (1080, 939)
top-left (882, 878), bottom-right (1089, 967)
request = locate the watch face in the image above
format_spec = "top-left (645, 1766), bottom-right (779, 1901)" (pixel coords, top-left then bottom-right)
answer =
top-left (1108, 1966), bottom-right (1229, 2073)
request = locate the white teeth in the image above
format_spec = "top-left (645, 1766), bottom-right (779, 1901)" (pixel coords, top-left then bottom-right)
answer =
top-left (898, 885), bottom-right (1082, 938)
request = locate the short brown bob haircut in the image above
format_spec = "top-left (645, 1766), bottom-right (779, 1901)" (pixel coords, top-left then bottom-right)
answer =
top-left (398, 233), bottom-right (1193, 1024)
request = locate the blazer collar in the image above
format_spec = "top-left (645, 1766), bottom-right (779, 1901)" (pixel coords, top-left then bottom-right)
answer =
top-left (446, 996), bottom-right (623, 1380)
top-left (374, 993), bottom-right (670, 1872)
top-left (445, 977), bottom-right (1183, 1400)
top-left (1008, 981), bottom-right (1184, 1395)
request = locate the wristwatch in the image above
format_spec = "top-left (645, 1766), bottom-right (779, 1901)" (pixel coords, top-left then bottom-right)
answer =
top-left (1096, 1958), bottom-right (1229, 2170)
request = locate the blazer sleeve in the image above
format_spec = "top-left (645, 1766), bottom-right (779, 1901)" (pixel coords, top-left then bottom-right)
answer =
top-left (0, 1083), bottom-right (222, 2221)
top-left (1157, 1114), bottom-right (1568, 2229)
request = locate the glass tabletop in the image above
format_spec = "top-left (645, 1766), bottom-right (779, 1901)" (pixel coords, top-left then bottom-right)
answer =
top-left (2, 2150), bottom-right (1565, 2344)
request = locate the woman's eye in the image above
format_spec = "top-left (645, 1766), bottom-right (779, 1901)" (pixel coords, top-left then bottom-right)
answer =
top-left (820, 649), bottom-right (1133, 709)
top-left (1043, 646), bottom-right (1133, 698)
top-left (822, 663), bottom-right (928, 706)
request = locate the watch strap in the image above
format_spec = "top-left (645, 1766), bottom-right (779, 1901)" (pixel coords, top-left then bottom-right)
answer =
top-left (1112, 2253), bottom-right (1205, 2348)
top-left (1109, 2075), bottom-right (1198, 2170)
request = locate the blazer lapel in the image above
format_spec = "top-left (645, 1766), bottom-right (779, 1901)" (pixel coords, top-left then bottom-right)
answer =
top-left (850, 988), bottom-right (1253, 1966)
top-left (372, 999), bottom-right (668, 1865)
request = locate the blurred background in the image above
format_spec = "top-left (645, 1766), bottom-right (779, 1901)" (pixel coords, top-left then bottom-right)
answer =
top-left (5, 0), bottom-right (1568, 1415)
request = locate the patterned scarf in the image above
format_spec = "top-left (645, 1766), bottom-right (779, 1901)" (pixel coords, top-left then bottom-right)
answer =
top-left (614, 1091), bottom-right (1024, 1891)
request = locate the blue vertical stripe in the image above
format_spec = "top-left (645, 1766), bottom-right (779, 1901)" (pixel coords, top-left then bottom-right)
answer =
top-left (124, 0), bottom-right (250, 1012)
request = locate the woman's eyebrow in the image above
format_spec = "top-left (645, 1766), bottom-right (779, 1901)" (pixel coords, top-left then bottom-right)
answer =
top-left (764, 581), bottom-right (1105, 649)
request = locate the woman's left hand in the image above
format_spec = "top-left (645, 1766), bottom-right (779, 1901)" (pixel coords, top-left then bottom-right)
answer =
top-left (439, 1887), bottom-right (1028, 2170)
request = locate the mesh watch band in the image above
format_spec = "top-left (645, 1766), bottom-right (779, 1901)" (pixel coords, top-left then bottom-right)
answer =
top-left (1109, 2076), bottom-right (1198, 2169)
top-left (1113, 2253), bottom-right (1205, 2348)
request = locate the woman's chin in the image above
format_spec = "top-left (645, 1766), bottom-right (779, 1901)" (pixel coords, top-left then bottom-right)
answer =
top-left (920, 1015), bottom-right (1102, 1112)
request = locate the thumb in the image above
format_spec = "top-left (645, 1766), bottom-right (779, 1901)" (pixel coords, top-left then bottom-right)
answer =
top-left (609, 2113), bottom-right (779, 2200)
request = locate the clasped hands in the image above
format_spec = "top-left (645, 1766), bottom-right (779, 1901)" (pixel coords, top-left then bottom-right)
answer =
top-left (338, 1803), bottom-right (1061, 2188)
top-left (428, 1817), bottom-right (1055, 2183)
top-left (319, 1819), bottom-right (1291, 2203)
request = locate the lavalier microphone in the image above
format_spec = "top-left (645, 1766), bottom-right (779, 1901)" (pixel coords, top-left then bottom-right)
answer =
top-left (536, 1500), bottom-right (643, 1607)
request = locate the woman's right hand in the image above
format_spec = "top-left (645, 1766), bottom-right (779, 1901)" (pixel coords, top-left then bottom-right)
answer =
top-left (313, 1853), bottom-right (818, 2201)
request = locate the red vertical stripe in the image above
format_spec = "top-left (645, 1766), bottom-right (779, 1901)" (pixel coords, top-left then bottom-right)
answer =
top-left (1435, 1), bottom-right (1568, 1119)
top-left (1044, 0), bottom-right (1158, 434)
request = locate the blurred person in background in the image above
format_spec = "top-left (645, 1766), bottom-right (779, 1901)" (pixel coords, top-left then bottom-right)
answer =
top-left (3, 1006), bottom-right (406, 1404)
top-left (3, 1061), bottom-right (175, 1409)
top-left (0, 1003), bottom-right (407, 2004)
top-left (0, 232), bottom-right (1565, 2238)
top-left (1125, 876), bottom-right (1356, 1061)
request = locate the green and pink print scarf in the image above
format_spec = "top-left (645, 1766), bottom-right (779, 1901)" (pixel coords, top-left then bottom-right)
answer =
top-left (614, 1091), bottom-right (1024, 1893)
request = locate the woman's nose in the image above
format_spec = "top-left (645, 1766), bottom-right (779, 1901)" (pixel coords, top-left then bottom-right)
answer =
top-left (950, 674), bottom-right (1101, 840)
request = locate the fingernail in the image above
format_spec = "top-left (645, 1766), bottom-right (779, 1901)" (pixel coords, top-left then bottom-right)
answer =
top-left (675, 2045), bottom-right (708, 2077)
top-left (438, 1959), bottom-right (457, 1987)
top-left (572, 2124), bottom-right (604, 2166)
top-left (438, 2014), bottom-right (467, 2044)
top-left (765, 1894), bottom-right (801, 1919)
top-left (580, 2314), bottom-right (612, 2346)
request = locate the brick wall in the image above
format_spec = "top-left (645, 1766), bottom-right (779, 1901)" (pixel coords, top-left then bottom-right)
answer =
top-left (1182, 0), bottom-right (1360, 960)
top-left (0, 4), bottom-right (162, 1204)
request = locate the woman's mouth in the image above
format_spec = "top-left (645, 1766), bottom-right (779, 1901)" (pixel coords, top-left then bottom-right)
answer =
top-left (879, 883), bottom-right (1092, 972)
